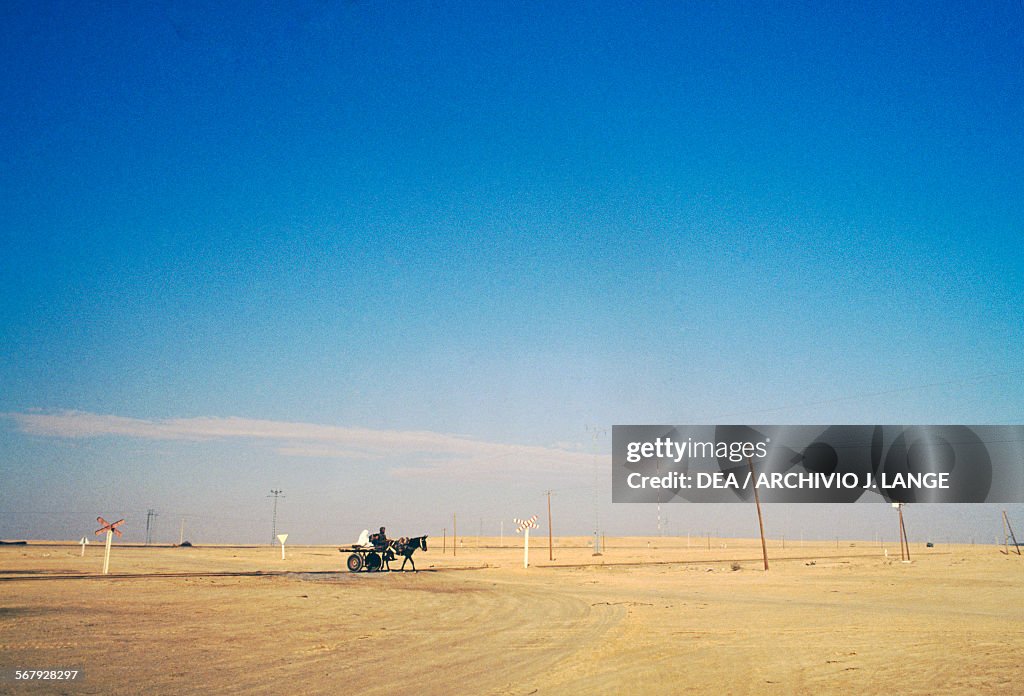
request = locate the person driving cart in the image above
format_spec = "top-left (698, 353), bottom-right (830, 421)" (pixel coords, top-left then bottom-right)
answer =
top-left (369, 526), bottom-right (396, 569)
top-left (369, 526), bottom-right (388, 550)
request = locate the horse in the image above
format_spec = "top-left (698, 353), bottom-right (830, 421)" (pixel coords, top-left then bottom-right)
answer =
top-left (384, 535), bottom-right (428, 572)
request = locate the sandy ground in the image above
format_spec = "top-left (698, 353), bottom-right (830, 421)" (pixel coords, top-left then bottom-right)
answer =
top-left (0, 537), bottom-right (1021, 695)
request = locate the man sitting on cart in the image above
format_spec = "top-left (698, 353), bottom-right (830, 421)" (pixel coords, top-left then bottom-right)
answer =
top-left (369, 526), bottom-right (397, 569)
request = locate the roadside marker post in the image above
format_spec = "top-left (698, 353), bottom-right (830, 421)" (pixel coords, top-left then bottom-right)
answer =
top-left (514, 515), bottom-right (539, 568)
top-left (79, 536), bottom-right (89, 557)
top-left (277, 533), bottom-right (289, 560)
top-left (94, 517), bottom-right (125, 575)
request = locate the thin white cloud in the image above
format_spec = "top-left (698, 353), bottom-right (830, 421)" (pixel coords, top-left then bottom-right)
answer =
top-left (274, 445), bottom-right (389, 460)
top-left (5, 410), bottom-right (593, 477)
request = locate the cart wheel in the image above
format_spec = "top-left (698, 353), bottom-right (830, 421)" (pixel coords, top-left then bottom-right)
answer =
top-left (365, 552), bottom-right (382, 572)
top-left (346, 553), bottom-right (363, 572)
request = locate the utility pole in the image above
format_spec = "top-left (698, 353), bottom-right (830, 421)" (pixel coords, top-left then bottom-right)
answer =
top-left (145, 509), bottom-right (158, 545)
top-left (900, 505), bottom-right (909, 561)
top-left (545, 490), bottom-right (554, 561)
top-left (268, 490), bottom-right (284, 545)
top-left (586, 425), bottom-right (606, 555)
top-left (655, 456), bottom-right (663, 537)
top-left (1002, 511), bottom-right (1020, 555)
top-left (894, 503), bottom-right (910, 561)
top-left (747, 457), bottom-right (769, 571)
top-left (1003, 511), bottom-right (1009, 555)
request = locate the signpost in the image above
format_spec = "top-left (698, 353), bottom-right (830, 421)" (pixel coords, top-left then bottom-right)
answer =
top-left (94, 516), bottom-right (125, 575)
top-left (79, 536), bottom-right (89, 557)
top-left (277, 533), bottom-right (289, 560)
top-left (514, 515), bottom-right (539, 568)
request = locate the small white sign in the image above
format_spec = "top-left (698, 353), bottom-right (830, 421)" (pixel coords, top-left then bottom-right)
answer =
top-left (277, 534), bottom-right (288, 544)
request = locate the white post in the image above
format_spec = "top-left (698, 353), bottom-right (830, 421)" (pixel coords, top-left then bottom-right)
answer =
top-left (277, 533), bottom-right (288, 560)
top-left (102, 529), bottom-right (113, 574)
top-left (500, 520), bottom-right (503, 548)
top-left (523, 527), bottom-right (530, 568)
top-left (179, 518), bottom-right (185, 545)
top-left (80, 537), bottom-right (87, 557)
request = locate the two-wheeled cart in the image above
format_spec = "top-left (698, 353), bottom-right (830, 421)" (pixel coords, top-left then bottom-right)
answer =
top-left (340, 544), bottom-right (391, 572)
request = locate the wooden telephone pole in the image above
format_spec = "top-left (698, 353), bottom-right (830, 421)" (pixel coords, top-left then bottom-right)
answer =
top-left (747, 457), bottom-right (769, 571)
top-left (546, 490), bottom-right (554, 561)
top-left (1002, 510), bottom-right (1021, 555)
top-left (894, 503), bottom-right (910, 561)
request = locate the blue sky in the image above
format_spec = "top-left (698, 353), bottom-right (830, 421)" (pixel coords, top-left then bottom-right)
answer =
top-left (1, 1), bottom-right (1022, 544)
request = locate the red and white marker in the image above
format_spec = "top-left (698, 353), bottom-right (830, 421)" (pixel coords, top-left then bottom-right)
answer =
top-left (94, 516), bottom-right (125, 575)
top-left (514, 515), bottom-right (539, 568)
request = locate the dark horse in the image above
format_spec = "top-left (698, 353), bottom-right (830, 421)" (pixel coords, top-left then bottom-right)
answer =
top-left (384, 535), bottom-right (428, 572)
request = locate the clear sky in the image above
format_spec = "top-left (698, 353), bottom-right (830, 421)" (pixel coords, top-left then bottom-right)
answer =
top-left (2, 1), bottom-right (1022, 545)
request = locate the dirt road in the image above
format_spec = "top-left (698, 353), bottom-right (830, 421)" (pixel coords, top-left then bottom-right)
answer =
top-left (1, 541), bottom-right (1020, 694)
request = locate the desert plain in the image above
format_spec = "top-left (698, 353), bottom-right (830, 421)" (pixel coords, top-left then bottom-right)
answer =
top-left (1, 537), bottom-right (1021, 695)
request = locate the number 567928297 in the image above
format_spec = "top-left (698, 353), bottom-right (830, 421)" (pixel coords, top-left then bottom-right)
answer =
top-left (13, 669), bottom-right (81, 680)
